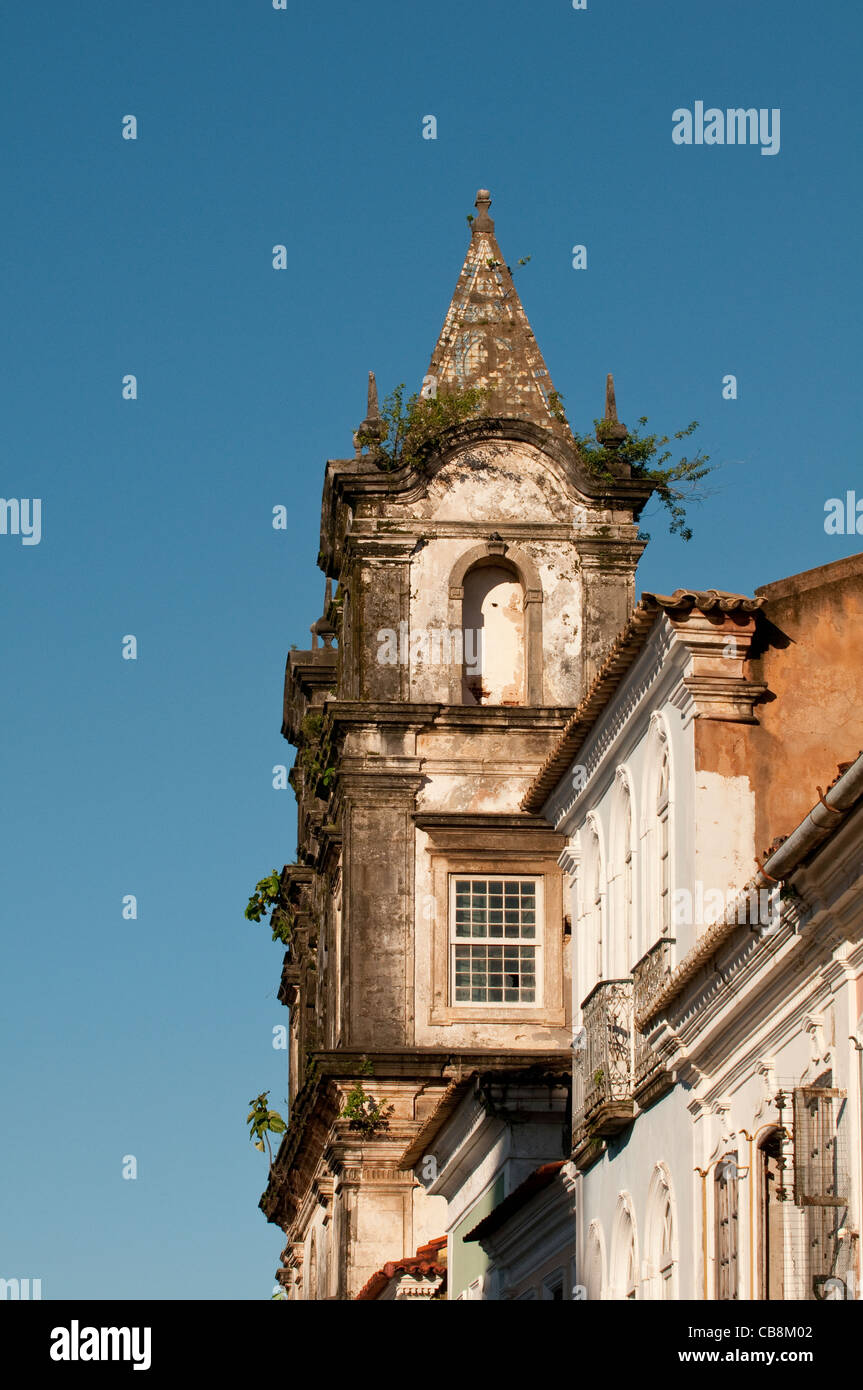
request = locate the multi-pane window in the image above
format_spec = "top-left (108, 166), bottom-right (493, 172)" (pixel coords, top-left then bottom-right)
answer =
top-left (450, 875), bottom-right (541, 1005)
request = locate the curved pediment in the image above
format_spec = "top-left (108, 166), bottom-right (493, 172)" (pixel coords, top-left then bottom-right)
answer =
top-left (421, 435), bottom-right (584, 525)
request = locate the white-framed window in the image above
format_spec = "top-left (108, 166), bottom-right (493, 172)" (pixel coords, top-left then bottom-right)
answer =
top-left (449, 874), bottom-right (543, 1006)
top-left (612, 1196), bottom-right (639, 1301)
top-left (542, 1270), bottom-right (566, 1301)
top-left (586, 1222), bottom-right (606, 1302)
top-left (587, 824), bottom-right (604, 981)
top-left (620, 779), bottom-right (634, 970)
top-left (659, 1192), bottom-right (675, 1298)
top-left (656, 744), bottom-right (670, 937)
top-left (625, 1239), bottom-right (637, 1300)
top-left (645, 1165), bottom-right (678, 1300)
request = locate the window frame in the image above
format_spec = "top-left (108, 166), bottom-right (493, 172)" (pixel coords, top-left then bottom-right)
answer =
top-left (656, 745), bottom-right (670, 938)
top-left (449, 873), bottom-right (544, 1008)
top-left (715, 1154), bottom-right (740, 1301)
top-left (425, 835), bottom-right (565, 1027)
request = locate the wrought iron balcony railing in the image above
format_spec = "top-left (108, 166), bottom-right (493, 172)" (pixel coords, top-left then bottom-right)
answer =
top-left (574, 978), bottom-right (634, 1143)
top-left (632, 936), bottom-right (675, 1102)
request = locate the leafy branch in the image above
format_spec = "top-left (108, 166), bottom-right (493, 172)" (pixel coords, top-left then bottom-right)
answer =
top-left (356, 382), bottom-right (490, 474)
top-left (570, 411), bottom-right (714, 541)
top-left (245, 870), bottom-right (293, 945)
top-left (297, 711), bottom-right (336, 793)
top-left (247, 1091), bottom-right (287, 1169)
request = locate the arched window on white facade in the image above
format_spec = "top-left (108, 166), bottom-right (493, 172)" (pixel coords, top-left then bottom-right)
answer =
top-left (642, 720), bottom-right (672, 950)
top-left (611, 1194), bottom-right (639, 1300)
top-left (586, 1221), bottom-right (606, 1302)
top-left (657, 742), bottom-right (670, 938)
top-left (610, 773), bottom-right (635, 975)
top-left (588, 820), bottom-right (605, 982)
top-left (646, 1164), bottom-right (678, 1300)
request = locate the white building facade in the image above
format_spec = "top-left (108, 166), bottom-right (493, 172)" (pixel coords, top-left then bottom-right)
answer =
top-left (527, 580), bottom-right (863, 1300)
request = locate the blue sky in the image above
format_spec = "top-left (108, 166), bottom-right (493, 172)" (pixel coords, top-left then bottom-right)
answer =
top-left (1, 0), bottom-right (860, 1299)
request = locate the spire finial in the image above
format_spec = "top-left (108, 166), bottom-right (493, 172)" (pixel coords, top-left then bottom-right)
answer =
top-left (599, 372), bottom-right (627, 446)
top-left (427, 188), bottom-right (559, 426)
top-left (605, 373), bottom-right (619, 422)
top-left (311, 577), bottom-right (336, 650)
top-left (473, 188), bottom-right (494, 233)
top-left (354, 369), bottom-right (384, 455)
top-left (366, 370), bottom-right (379, 420)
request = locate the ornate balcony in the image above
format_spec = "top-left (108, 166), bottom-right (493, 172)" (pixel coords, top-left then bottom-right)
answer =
top-left (574, 979), bottom-right (635, 1149)
top-left (632, 937), bottom-right (675, 1108)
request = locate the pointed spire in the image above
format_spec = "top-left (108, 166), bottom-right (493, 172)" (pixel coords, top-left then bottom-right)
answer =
top-left (427, 189), bottom-right (561, 428)
top-left (366, 370), bottom-right (380, 421)
top-left (598, 372), bottom-right (628, 447)
top-left (605, 373), bottom-right (619, 421)
top-left (353, 370), bottom-right (384, 455)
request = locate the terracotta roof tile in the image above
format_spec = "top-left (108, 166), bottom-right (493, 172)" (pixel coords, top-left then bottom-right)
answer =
top-left (354, 1238), bottom-right (447, 1301)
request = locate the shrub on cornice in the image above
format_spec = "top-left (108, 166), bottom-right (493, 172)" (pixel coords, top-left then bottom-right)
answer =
top-left (570, 414), bottom-right (713, 542)
top-left (340, 1059), bottom-right (394, 1137)
top-left (356, 382), bottom-right (490, 474)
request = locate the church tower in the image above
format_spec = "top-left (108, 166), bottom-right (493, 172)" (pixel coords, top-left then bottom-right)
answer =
top-left (261, 190), bottom-right (653, 1299)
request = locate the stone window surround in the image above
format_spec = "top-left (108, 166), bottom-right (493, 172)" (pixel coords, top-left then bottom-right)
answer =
top-left (446, 539), bottom-right (544, 706)
top-left (449, 872), bottom-right (544, 1007)
top-left (428, 841), bottom-right (565, 1026)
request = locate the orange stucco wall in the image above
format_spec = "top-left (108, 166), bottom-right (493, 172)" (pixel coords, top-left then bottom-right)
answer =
top-left (746, 553), bottom-right (863, 854)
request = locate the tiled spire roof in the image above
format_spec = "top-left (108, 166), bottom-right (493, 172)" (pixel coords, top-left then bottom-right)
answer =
top-left (426, 189), bottom-right (559, 427)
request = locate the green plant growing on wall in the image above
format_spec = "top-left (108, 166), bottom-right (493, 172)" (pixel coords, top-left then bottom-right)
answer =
top-left (547, 389), bottom-right (568, 425)
top-left (355, 382), bottom-right (490, 475)
top-left (340, 1059), bottom-right (394, 1137)
top-left (569, 410), bottom-right (714, 542)
top-left (297, 711), bottom-right (336, 793)
top-left (245, 870), bottom-right (293, 945)
top-left (247, 1091), bottom-right (287, 1170)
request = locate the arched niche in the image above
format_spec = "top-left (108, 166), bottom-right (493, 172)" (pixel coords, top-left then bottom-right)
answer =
top-left (447, 539), bottom-right (543, 705)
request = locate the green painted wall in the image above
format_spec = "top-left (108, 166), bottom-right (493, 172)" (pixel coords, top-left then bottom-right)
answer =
top-left (450, 1173), bottom-right (506, 1298)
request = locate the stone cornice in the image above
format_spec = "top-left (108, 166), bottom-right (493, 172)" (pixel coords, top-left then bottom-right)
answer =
top-left (319, 418), bottom-right (654, 576)
top-left (524, 591), bottom-right (765, 814)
